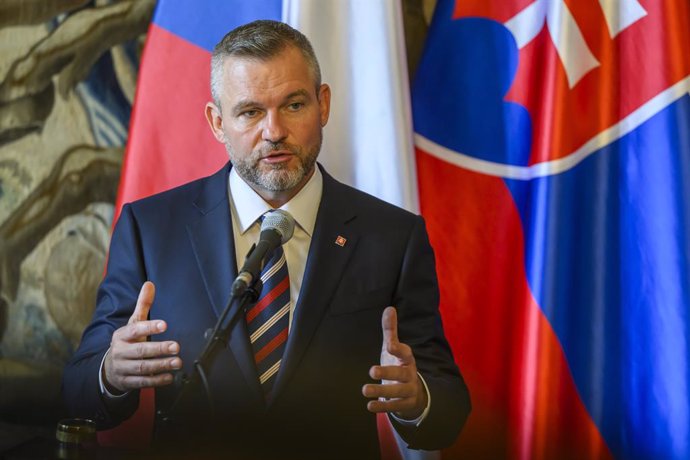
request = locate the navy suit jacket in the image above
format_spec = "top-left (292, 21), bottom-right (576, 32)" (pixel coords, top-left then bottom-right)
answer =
top-left (63, 163), bottom-right (470, 459)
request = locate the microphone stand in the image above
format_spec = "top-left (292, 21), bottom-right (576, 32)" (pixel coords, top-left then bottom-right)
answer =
top-left (156, 270), bottom-right (263, 428)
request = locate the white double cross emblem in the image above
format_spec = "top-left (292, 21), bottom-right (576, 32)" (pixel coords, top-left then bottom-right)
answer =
top-left (505, 0), bottom-right (647, 87)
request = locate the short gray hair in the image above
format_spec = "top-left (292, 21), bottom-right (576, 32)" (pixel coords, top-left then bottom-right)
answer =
top-left (210, 20), bottom-right (322, 105)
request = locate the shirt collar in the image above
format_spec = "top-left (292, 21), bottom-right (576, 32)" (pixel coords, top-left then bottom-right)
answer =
top-left (229, 166), bottom-right (323, 237)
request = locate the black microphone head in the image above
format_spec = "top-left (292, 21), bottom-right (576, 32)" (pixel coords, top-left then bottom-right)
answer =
top-left (261, 209), bottom-right (295, 244)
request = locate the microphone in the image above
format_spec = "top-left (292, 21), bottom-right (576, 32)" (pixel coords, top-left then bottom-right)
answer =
top-left (231, 209), bottom-right (295, 296)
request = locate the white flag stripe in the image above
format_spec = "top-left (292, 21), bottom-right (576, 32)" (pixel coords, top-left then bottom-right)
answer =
top-left (284, 0), bottom-right (418, 212)
top-left (259, 360), bottom-right (281, 384)
top-left (416, 76), bottom-right (690, 180)
top-left (250, 303), bottom-right (290, 344)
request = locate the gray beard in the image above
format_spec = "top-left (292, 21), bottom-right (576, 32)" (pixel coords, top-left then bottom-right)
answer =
top-left (226, 139), bottom-right (320, 192)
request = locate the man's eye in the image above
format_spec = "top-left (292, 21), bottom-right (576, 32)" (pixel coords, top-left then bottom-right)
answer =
top-left (241, 110), bottom-right (259, 118)
top-left (287, 102), bottom-right (303, 111)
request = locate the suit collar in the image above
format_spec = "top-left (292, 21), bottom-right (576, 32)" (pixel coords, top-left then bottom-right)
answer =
top-left (187, 162), bottom-right (264, 403)
top-left (190, 162), bottom-right (232, 216)
top-left (187, 162), bottom-right (236, 318)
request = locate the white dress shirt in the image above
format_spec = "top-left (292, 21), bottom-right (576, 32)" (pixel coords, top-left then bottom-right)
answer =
top-left (228, 166), bottom-right (322, 327)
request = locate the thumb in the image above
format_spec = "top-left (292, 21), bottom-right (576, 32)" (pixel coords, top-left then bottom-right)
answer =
top-left (381, 306), bottom-right (399, 350)
top-left (129, 281), bottom-right (155, 324)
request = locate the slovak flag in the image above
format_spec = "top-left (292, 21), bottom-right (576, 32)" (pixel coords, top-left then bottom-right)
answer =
top-left (413, 0), bottom-right (690, 458)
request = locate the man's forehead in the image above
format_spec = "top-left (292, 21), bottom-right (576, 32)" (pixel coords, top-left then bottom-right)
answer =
top-left (223, 45), bottom-right (306, 71)
top-left (219, 48), bottom-right (316, 101)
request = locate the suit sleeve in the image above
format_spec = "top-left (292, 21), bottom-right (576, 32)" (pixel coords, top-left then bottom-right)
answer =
top-left (390, 215), bottom-right (471, 449)
top-left (61, 204), bottom-right (146, 429)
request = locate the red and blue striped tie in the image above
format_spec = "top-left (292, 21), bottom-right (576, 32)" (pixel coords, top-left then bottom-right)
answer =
top-left (245, 245), bottom-right (290, 397)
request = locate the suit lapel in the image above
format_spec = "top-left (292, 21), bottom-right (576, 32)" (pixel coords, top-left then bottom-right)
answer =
top-left (271, 169), bottom-right (358, 401)
top-left (186, 163), bottom-right (263, 401)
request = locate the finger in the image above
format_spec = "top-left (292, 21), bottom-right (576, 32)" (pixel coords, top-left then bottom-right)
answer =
top-left (119, 373), bottom-right (175, 390)
top-left (362, 383), bottom-right (415, 400)
top-left (381, 306), bottom-right (398, 349)
top-left (115, 340), bottom-right (179, 360)
top-left (115, 319), bottom-right (167, 342)
top-left (366, 397), bottom-right (417, 414)
top-left (119, 356), bottom-right (183, 376)
top-left (129, 281), bottom-right (156, 324)
top-left (369, 365), bottom-right (413, 382)
top-left (382, 341), bottom-right (414, 364)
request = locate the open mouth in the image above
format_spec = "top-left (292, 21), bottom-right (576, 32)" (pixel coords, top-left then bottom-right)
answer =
top-left (261, 151), bottom-right (294, 164)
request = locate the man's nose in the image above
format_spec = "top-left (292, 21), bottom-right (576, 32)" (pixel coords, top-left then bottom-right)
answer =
top-left (262, 110), bottom-right (288, 143)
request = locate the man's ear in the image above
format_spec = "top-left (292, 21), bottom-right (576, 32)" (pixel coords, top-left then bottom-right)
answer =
top-left (205, 102), bottom-right (225, 143)
top-left (318, 84), bottom-right (331, 127)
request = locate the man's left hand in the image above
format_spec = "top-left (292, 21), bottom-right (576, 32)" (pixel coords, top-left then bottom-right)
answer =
top-left (362, 306), bottom-right (428, 420)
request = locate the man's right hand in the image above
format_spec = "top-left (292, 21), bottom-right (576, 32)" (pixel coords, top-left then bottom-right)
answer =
top-left (103, 281), bottom-right (182, 393)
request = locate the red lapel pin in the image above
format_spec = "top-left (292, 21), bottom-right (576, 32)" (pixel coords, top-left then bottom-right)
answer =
top-left (335, 235), bottom-right (347, 247)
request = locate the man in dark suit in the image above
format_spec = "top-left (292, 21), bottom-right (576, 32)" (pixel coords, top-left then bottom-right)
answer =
top-left (63, 20), bottom-right (470, 459)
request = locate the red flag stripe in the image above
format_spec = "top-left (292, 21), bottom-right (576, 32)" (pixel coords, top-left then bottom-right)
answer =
top-left (416, 151), bottom-right (613, 459)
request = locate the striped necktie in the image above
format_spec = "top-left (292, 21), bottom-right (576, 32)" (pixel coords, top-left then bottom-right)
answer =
top-left (245, 245), bottom-right (290, 396)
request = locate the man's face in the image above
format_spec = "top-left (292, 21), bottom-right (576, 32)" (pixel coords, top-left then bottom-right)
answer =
top-left (206, 46), bottom-right (330, 197)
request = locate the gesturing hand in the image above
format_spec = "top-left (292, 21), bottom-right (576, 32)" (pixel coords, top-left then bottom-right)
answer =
top-left (103, 282), bottom-right (181, 393)
top-left (362, 306), bottom-right (427, 420)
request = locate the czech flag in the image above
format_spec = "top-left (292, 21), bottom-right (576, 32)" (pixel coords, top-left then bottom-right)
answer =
top-left (413, 0), bottom-right (690, 458)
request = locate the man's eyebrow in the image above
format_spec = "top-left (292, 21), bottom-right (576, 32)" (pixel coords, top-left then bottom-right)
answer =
top-left (231, 100), bottom-right (261, 114)
top-left (231, 89), bottom-right (311, 114)
top-left (284, 89), bottom-right (310, 100)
